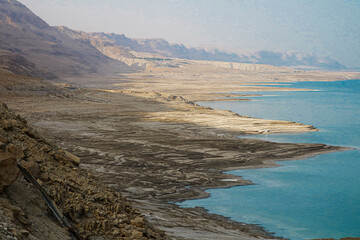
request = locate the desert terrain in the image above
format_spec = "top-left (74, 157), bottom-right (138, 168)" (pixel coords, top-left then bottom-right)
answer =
top-left (2, 59), bottom-right (359, 239)
top-left (2, 1), bottom-right (360, 239)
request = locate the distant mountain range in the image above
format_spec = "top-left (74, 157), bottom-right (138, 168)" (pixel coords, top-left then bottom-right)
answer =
top-left (57, 29), bottom-right (345, 70)
top-left (234, 50), bottom-right (345, 70)
top-left (0, 0), bottom-right (345, 79)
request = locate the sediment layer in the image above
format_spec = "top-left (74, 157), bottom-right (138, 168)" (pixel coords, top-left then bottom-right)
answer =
top-left (0, 71), bottom-right (346, 239)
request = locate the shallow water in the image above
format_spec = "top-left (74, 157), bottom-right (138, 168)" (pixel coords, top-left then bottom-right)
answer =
top-left (180, 80), bottom-right (360, 239)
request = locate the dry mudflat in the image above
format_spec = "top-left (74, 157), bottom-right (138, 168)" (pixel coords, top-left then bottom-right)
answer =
top-left (1, 61), bottom-right (359, 240)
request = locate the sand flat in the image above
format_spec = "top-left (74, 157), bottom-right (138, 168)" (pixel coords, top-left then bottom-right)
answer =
top-left (1, 63), bottom-right (359, 239)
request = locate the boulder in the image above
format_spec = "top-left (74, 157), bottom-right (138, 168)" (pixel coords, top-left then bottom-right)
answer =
top-left (0, 150), bottom-right (19, 192)
top-left (131, 216), bottom-right (145, 228)
top-left (6, 144), bottom-right (24, 160)
top-left (2, 119), bottom-right (23, 130)
top-left (131, 229), bottom-right (143, 239)
top-left (64, 150), bottom-right (80, 166)
top-left (19, 160), bottom-right (40, 179)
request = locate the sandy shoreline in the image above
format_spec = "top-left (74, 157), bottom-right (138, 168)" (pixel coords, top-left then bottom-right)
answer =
top-left (2, 64), bottom-right (360, 239)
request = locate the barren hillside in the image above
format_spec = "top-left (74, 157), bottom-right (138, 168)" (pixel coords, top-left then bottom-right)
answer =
top-left (0, 0), bottom-right (133, 78)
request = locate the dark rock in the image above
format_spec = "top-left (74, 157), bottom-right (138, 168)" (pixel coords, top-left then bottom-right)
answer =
top-left (0, 151), bottom-right (19, 192)
top-left (6, 144), bottom-right (24, 160)
top-left (19, 160), bottom-right (40, 179)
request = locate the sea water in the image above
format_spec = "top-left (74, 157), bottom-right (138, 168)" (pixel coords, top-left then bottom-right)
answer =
top-left (180, 80), bottom-right (360, 239)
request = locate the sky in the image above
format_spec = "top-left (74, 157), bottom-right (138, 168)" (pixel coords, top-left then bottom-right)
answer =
top-left (19, 0), bottom-right (360, 68)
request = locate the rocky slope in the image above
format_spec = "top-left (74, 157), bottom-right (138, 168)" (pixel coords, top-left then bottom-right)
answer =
top-left (0, 100), bottom-right (167, 239)
top-left (55, 26), bottom-right (147, 70)
top-left (56, 27), bottom-right (298, 72)
top-left (0, 0), bottom-right (133, 78)
top-left (0, 50), bottom-right (57, 79)
top-left (57, 29), bottom-right (345, 70)
top-left (237, 50), bottom-right (345, 69)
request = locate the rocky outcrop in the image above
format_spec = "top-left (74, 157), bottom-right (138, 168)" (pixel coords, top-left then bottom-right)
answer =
top-left (0, 101), bottom-right (167, 239)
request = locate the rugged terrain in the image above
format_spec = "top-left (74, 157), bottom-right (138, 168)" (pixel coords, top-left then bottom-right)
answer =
top-left (0, 72), bottom-right (168, 240)
top-left (57, 27), bottom-right (345, 70)
top-left (1, 1), bottom-right (360, 239)
top-left (1, 68), bottom-right (354, 239)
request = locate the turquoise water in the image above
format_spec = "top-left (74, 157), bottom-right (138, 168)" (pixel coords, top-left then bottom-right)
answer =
top-left (180, 80), bottom-right (360, 239)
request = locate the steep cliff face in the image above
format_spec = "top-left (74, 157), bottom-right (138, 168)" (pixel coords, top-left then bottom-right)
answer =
top-left (56, 26), bottom-right (147, 70)
top-left (0, 0), bottom-right (133, 78)
top-left (73, 31), bottom-right (345, 70)
top-left (237, 50), bottom-right (345, 70)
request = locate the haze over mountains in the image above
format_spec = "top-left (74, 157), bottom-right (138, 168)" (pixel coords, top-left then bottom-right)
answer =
top-left (58, 28), bottom-right (345, 70)
top-left (0, 0), bottom-right (345, 79)
top-left (103, 34), bottom-right (345, 70)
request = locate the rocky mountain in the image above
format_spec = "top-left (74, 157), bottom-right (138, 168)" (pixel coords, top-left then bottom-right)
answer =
top-left (236, 50), bottom-right (345, 70)
top-left (66, 31), bottom-right (344, 70)
top-left (0, 0), bottom-right (344, 80)
top-left (0, 0), bottom-right (133, 78)
top-left (55, 26), bottom-right (148, 70)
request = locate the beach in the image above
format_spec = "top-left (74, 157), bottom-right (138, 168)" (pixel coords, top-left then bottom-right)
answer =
top-left (1, 62), bottom-right (360, 239)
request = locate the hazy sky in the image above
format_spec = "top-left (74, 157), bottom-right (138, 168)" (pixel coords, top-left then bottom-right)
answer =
top-left (19, 0), bottom-right (360, 68)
